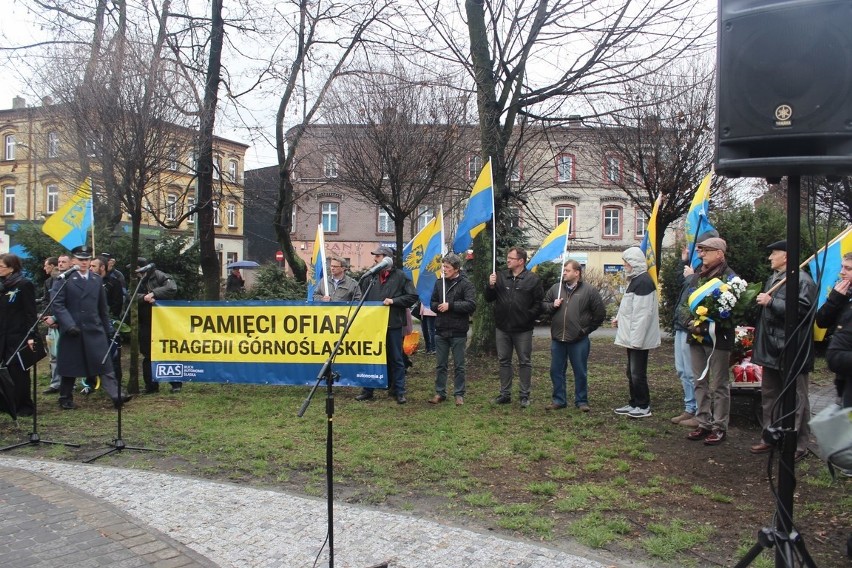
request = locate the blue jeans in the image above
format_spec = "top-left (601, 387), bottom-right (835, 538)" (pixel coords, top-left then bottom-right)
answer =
top-left (435, 335), bottom-right (466, 397)
top-left (549, 336), bottom-right (590, 407)
top-left (421, 316), bottom-right (436, 353)
top-left (626, 348), bottom-right (651, 410)
top-left (674, 330), bottom-right (697, 414)
top-left (362, 328), bottom-right (406, 397)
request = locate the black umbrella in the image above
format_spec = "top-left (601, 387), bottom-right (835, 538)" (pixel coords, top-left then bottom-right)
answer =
top-left (0, 366), bottom-right (17, 420)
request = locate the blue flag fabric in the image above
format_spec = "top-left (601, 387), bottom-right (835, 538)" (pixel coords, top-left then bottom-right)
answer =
top-left (452, 159), bottom-right (494, 253)
top-left (684, 173), bottom-right (716, 269)
top-left (402, 216), bottom-right (444, 307)
top-left (808, 227), bottom-right (852, 340)
top-left (527, 218), bottom-right (571, 272)
top-left (307, 225), bottom-right (325, 300)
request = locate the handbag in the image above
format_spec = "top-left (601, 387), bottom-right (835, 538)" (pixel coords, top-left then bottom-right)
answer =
top-left (15, 335), bottom-right (48, 371)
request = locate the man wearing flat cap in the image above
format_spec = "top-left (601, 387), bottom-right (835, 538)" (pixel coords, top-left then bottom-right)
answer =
top-left (354, 246), bottom-right (417, 404)
top-left (51, 245), bottom-right (130, 410)
top-left (681, 236), bottom-right (737, 446)
top-left (749, 240), bottom-right (816, 461)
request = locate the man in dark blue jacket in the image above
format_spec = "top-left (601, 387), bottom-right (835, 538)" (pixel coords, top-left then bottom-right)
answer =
top-left (428, 253), bottom-right (476, 406)
top-left (355, 247), bottom-right (418, 404)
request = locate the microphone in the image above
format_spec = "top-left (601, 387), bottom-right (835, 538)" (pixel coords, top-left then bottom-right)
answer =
top-left (135, 263), bottom-right (156, 274)
top-left (361, 256), bottom-right (393, 279)
top-left (57, 265), bottom-right (80, 280)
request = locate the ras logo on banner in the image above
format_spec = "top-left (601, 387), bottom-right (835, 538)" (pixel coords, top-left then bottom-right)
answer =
top-left (155, 363), bottom-right (184, 379)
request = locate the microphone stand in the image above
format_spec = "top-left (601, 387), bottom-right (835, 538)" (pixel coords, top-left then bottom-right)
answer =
top-left (1, 277), bottom-right (80, 451)
top-left (84, 273), bottom-right (160, 463)
top-left (297, 276), bottom-right (388, 568)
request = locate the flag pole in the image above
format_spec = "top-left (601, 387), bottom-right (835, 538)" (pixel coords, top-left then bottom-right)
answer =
top-left (88, 178), bottom-right (96, 254)
top-left (440, 206), bottom-right (447, 303)
top-left (489, 157), bottom-right (496, 275)
top-left (556, 219), bottom-right (572, 301)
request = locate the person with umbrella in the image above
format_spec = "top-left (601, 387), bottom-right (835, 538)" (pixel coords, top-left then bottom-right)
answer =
top-left (0, 253), bottom-right (38, 417)
top-left (226, 267), bottom-right (245, 295)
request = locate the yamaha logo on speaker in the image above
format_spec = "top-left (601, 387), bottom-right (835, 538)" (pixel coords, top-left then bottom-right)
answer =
top-left (774, 104), bottom-right (793, 127)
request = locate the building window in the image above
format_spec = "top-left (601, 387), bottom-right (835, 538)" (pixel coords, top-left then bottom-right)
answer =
top-left (47, 131), bottom-right (59, 158)
top-left (228, 160), bottom-right (238, 182)
top-left (226, 252), bottom-right (238, 266)
top-left (605, 155), bottom-right (623, 184)
top-left (555, 205), bottom-right (575, 234)
top-left (324, 155), bottom-right (338, 178)
top-left (213, 201), bottom-right (221, 226)
top-left (46, 184), bottom-right (59, 214)
top-left (377, 208), bottom-right (393, 234)
top-left (168, 146), bottom-right (178, 171)
top-left (188, 150), bottom-right (197, 173)
top-left (187, 196), bottom-right (196, 224)
top-left (213, 157), bottom-right (221, 180)
top-left (603, 206), bottom-right (622, 237)
top-left (556, 153), bottom-right (575, 182)
top-left (291, 207), bottom-right (296, 234)
top-left (468, 154), bottom-right (483, 180)
top-left (4, 134), bottom-right (15, 161)
top-left (507, 206), bottom-right (522, 229)
top-left (510, 159), bottom-right (522, 182)
top-left (3, 186), bottom-right (15, 215)
top-left (166, 194), bottom-right (177, 221)
top-left (321, 202), bottom-right (339, 232)
top-left (227, 202), bottom-right (236, 227)
top-left (635, 207), bottom-right (648, 239)
top-left (416, 205), bottom-right (434, 232)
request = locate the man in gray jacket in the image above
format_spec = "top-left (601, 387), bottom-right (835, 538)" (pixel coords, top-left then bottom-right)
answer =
top-left (613, 247), bottom-right (660, 419)
top-left (541, 260), bottom-right (606, 411)
top-left (749, 240), bottom-right (815, 461)
top-left (136, 259), bottom-right (178, 393)
top-left (313, 256), bottom-right (362, 302)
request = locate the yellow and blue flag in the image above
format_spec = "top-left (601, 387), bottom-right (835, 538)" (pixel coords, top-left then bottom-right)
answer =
top-left (639, 195), bottom-right (661, 289)
top-left (809, 226), bottom-right (852, 340)
top-left (684, 173), bottom-right (715, 269)
top-left (402, 212), bottom-right (444, 307)
top-left (42, 178), bottom-right (93, 250)
top-left (307, 224), bottom-right (326, 300)
top-left (527, 218), bottom-right (571, 272)
top-left (452, 158), bottom-right (494, 253)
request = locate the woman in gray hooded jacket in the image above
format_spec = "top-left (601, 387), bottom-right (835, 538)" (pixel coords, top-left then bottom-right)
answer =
top-left (613, 246), bottom-right (661, 418)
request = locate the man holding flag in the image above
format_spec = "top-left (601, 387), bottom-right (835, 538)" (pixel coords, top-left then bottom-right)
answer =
top-left (486, 247), bottom-right (543, 408)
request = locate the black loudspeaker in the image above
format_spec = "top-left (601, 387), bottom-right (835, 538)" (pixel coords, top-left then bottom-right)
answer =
top-left (715, 0), bottom-right (852, 178)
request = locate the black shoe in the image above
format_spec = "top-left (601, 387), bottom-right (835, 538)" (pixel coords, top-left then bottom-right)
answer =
top-left (43, 386), bottom-right (60, 394)
top-left (355, 392), bottom-right (374, 401)
top-left (17, 407), bottom-right (33, 417)
top-left (114, 395), bottom-right (133, 409)
top-left (493, 394), bottom-right (511, 404)
top-left (397, 395), bottom-right (407, 405)
top-left (59, 400), bottom-right (76, 410)
top-left (170, 386), bottom-right (182, 393)
top-left (145, 385), bottom-right (160, 394)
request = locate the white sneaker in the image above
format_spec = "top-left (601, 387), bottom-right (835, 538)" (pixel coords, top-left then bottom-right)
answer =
top-left (614, 404), bottom-right (635, 415)
top-left (628, 407), bottom-right (652, 418)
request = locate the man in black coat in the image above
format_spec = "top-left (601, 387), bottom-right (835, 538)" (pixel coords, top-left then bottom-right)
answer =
top-left (428, 253), bottom-right (476, 406)
top-left (135, 258), bottom-right (178, 393)
top-left (354, 247), bottom-right (417, 404)
top-left (749, 240), bottom-right (816, 461)
top-left (52, 245), bottom-right (129, 410)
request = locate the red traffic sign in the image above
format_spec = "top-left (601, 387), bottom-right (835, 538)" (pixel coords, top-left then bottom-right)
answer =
top-left (275, 250), bottom-right (284, 262)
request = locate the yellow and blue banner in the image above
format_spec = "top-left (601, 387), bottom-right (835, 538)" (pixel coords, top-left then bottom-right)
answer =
top-left (151, 301), bottom-right (390, 387)
top-left (639, 195), bottom-right (661, 289)
top-left (452, 158), bottom-right (494, 253)
top-left (307, 224), bottom-right (326, 300)
top-left (402, 212), bottom-right (444, 307)
top-left (42, 177), bottom-right (93, 250)
top-left (527, 218), bottom-right (571, 272)
top-left (809, 226), bottom-right (852, 340)
top-left (684, 173), bottom-right (716, 269)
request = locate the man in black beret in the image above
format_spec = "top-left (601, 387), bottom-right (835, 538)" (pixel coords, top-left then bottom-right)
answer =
top-left (749, 240), bottom-right (816, 462)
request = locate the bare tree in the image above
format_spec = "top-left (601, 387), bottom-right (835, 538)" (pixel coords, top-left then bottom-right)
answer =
top-left (418, 0), bottom-right (711, 352)
top-left (271, 0), bottom-right (403, 281)
top-left (593, 62), bottom-right (716, 265)
top-left (321, 66), bottom-right (470, 259)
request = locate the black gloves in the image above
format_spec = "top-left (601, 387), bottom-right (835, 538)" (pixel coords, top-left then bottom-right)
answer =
top-left (66, 326), bottom-right (81, 337)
